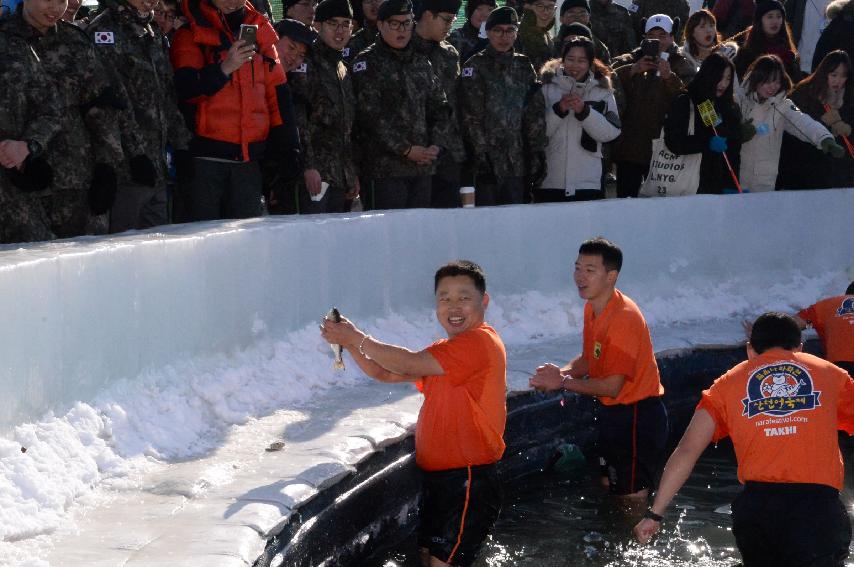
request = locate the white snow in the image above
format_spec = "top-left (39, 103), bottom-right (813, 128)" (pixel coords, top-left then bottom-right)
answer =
top-left (0, 189), bottom-right (852, 566)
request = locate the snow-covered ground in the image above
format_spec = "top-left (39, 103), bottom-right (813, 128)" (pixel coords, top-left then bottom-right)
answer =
top-left (0, 190), bottom-right (852, 566)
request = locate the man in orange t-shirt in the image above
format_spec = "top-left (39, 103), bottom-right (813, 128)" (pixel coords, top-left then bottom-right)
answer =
top-left (795, 281), bottom-right (854, 376)
top-left (635, 312), bottom-right (854, 566)
top-left (530, 237), bottom-right (667, 500)
top-left (321, 260), bottom-right (506, 567)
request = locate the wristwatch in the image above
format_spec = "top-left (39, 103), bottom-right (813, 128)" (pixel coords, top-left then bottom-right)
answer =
top-left (26, 139), bottom-right (42, 158)
top-left (644, 508), bottom-right (664, 522)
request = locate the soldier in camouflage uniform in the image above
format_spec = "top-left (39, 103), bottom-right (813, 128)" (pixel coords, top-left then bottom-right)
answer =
top-left (89, 0), bottom-right (190, 232)
top-left (627, 0), bottom-right (688, 42)
top-left (1, 1), bottom-right (141, 239)
top-left (460, 6), bottom-right (548, 205)
top-left (351, 0), bottom-right (453, 209)
top-left (288, 0), bottom-right (359, 214)
top-left (0, 27), bottom-right (58, 244)
top-left (514, 0), bottom-right (555, 75)
top-left (413, 0), bottom-right (466, 207)
top-left (590, 0), bottom-right (637, 58)
top-left (448, 0), bottom-right (494, 62)
top-left (344, 0), bottom-right (379, 60)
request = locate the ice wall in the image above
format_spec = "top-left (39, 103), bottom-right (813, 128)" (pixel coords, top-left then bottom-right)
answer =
top-left (1, 189), bottom-right (852, 431)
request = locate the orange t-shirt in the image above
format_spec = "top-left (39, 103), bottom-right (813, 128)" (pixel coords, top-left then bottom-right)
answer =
top-left (582, 289), bottom-right (664, 406)
top-left (415, 323), bottom-right (507, 472)
top-left (798, 295), bottom-right (854, 363)
top-left (698, 349), bottom-right (854, 490)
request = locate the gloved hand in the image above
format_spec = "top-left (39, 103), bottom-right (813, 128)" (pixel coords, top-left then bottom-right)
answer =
top-left (88, 163), bottom-right (118, 215)
top-left (831, 120), bottom-right (852, 138)
top-left (3, 155), bottom-right (53, 193)
top-left (279, 148), bottom-right (303, 184)
top-left (820, 137), bottom-right (845, 158)
top-left (740, 119), bottom-right (757, 142)
top-left (755, 122), bottom-right (770, 136)
top-left (709, 135), bottom-right (728, 153)
top-left (129, 154), bottom-right (157, 187)
top-left (821, 108), bottom-right (842, 127)
top-left (528, 151), bottom-right (547, 188)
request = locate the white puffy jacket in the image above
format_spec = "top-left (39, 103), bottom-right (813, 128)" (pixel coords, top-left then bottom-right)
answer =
top-left (736, 87), bottom-right (833, 191)
top-left (540, 60), bottom-right (621, 196)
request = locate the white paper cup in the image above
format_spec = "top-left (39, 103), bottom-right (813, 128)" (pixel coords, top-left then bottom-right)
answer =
top-left (460, 186), bottom-right (475, 208)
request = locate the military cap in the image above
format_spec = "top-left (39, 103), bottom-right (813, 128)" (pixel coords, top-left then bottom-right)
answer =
top-left (377, 0), bottom-right (413, 20)
top-left (464, 0), bottom-right (497, 21)
top-left (282, 0), bottom-right (303, 11)
top-left (315, 0), bottom-right (353, 21)
top-left (558, 21), bottom-right (592, 40)
top-left (274, 18), bottom-right (319, 45)
top-left (559, 0), bottom-right (589, 15)
top-left (420, 0), bottom-right (462, 15)
top-left (484, 6), bottom-right (518, 29)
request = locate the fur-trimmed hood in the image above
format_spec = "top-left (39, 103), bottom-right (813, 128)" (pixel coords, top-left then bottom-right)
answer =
top-left (826, 0), bottom-right (854, 19)
top-left (540, 58), bottom-right (613, 90)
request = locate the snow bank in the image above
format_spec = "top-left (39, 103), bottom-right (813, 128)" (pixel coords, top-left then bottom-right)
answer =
top-left (0, 189), bottom-right (851, 549)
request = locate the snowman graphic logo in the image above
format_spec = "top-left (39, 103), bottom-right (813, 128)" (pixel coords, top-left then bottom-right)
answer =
top-left (742, 362), bottom-right (821, 418)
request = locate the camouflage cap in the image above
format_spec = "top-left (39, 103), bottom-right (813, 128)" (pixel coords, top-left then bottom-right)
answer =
top-left (484, 5), bottom-right (518, 29)
top-left (315, 0), bottom-right (353, 21)
top-left (377, 0), bottom-right (413, 20)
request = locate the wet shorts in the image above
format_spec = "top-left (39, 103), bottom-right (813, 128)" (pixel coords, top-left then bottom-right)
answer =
top-left (417, 463), bottom-right (502, 567)
top-left (597, 396), bottom-right (668, 496)
top-left (732, 482), bottom-right (851, 567)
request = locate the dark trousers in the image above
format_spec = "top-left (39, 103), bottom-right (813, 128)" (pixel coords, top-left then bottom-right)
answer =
top-left (298, 184), bottom-right (348, 214)
top-left (732, 482), bottom-right (851, 567)
top-left (431, 160), bottom-right (461, 208)
top-left (186, 159), bottom-right (263, 221)
top-left (475, 175), bottom-right (524, 206)
top-left (370, 176), bottom-right (431, 210)
top-left (616, 161), bottom-right (649, 199)
top-left (533, 188), bottom-right (604, 203)
top-left (109, 183), bottom-right (168, 234)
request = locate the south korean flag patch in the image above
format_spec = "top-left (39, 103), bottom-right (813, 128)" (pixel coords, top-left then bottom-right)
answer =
top-left (462, 67), bottom-right (474, 78)
top-left (294, 63), bottom-right (307, 73)
top-left (94, 31), bottom-right (115, 44)
top-left (342, 47), bottom-right (351, 58)
top-left (353, 61), bottom-right (367, 73)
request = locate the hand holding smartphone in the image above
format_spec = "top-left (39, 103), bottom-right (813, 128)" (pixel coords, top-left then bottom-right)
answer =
top-left (238, 24), bottom-right (258, 51)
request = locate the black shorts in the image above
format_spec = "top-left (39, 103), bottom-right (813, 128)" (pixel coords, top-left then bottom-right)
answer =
top-left (597, 396), bottom-right (669, 496)
top-left (732, 482), bottom-right (851, 567)
top-left (417, 464), bottom-right (502, 567)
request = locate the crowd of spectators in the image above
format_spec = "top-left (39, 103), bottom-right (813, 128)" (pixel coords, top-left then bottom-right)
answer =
top-left (1, 0), bottom-right (853, 244)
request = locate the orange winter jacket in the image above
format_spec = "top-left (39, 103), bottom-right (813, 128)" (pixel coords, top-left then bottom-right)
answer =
top-left (171, 0), bottom-right (286, 161)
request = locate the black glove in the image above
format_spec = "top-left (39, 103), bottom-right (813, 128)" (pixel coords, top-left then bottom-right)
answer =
top-left (279, 148), bottom-right (303, 184)
top-left (174, 150), bottom-right (194, 184)
top-left (129, 154), bottom-right (157, 187)
top-left (4, 155), bottom-right (54, 193)
top-left (88, 163), bottom-right (117, 215)
top-left (528, 151), bottom-right (547, 188)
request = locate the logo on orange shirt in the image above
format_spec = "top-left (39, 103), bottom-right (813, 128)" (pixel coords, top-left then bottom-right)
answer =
top-left (836, 298), bottom-right (854, 318)
top-left (742, 362), bottom-right (821, 418)
top-left (593, 341), bottom-right (602, 359)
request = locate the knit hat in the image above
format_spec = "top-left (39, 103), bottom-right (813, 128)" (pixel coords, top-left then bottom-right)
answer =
top-left (377, 0), bottom-right (413, 20)
top-left (274, 18), bottom-right (319, 45)
top-left (644, 13), bottom-right (673, 33)
top-left (484, 6), bottom-right (518, 29)
top-left (315, 0), bottom-right (353, 21)
top-left (464, 0), bottom-right (497, 22)
top-left (420, 0), bottom-right (463, 16)
top-left (753, 0), bottom-right (785, 22)
top-left (560, 0), bottom-right (589, 16)
top-left (558, 21), bottom-right (592, 40)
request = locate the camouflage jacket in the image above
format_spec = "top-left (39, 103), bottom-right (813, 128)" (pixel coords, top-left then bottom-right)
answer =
top-left (449, 21), bottom-right (486, 63)
top-left (88, 0), bottom-right (190, 183)
top-left (459, 45), bottom-right (547, 177)
top-left (627, 0), bottom-right (689, 40)
top-left (514, 9), bottom-right (554, 76)
top-left (344, 22), bottom-right (377, 62)
top-left (289, 40), bottom-right (358, 190)
top-left (0, 27), bottom-right (59, 243)
top-left (410, 32), bottom-right (466, 163)
top-left (350, 37), bottom-right (454, 179)
top-left (590, 0), bottom-right (637, 60)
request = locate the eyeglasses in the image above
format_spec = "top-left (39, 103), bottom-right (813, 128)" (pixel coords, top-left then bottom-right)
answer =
top-left (489, 26), bottom-right (518, 36)
top-left (532, 2), bottom-right (555, 10)
top-left (323, 20), bottom-right (352, 30)
top-left (384, 18), bottom-right (414, 30)
top-left (436, 13), bottom-right (456, 24)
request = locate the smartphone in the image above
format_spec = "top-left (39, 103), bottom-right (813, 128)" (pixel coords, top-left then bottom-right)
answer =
top-left (238, 24), bottom-right (258, 50)
top-left (640, 38), bottom-right (660, 59)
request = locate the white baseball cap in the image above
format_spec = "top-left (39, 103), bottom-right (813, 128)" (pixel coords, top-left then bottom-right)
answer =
top-left (644, 14), bottom-right (673, 33)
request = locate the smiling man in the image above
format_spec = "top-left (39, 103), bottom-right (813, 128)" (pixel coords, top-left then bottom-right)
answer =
top-left (321, 260), bottom-right (506, 567)
top-left (530, 237), bottom-right (668, 503)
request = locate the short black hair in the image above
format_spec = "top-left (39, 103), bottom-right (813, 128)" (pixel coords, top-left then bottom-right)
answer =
top-left (578, 237), bottom-right (622, 272)
top-left (749, 312), bottom-right (802, 354)
top-left (434, 260), bottom-right (486, 294)
top-left (847, 281), bottom-right (854, 295)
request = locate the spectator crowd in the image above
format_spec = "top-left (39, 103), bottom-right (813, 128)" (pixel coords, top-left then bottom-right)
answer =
top-left (1, 0), bottom-right (853, 243)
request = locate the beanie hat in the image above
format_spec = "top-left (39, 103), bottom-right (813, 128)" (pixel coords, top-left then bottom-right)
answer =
top-left (485, 5), bottom-right (518, 29)
top-left (377, 0), bottom-right (413, 20)
top-left (560, 0), bottom-right (589, 16)
top-left (274, 18), bottom-right (319, 45)
top-left (753, 0), bottom-right (785, 23)
top-left (464, 0), bottom-right (497, 22)
top-left (558, 21), bottom-right (592, 40)
top-left (315, 0), bottom-right (353, 21)
top-left (420, 0), bottom-right (462, 16)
